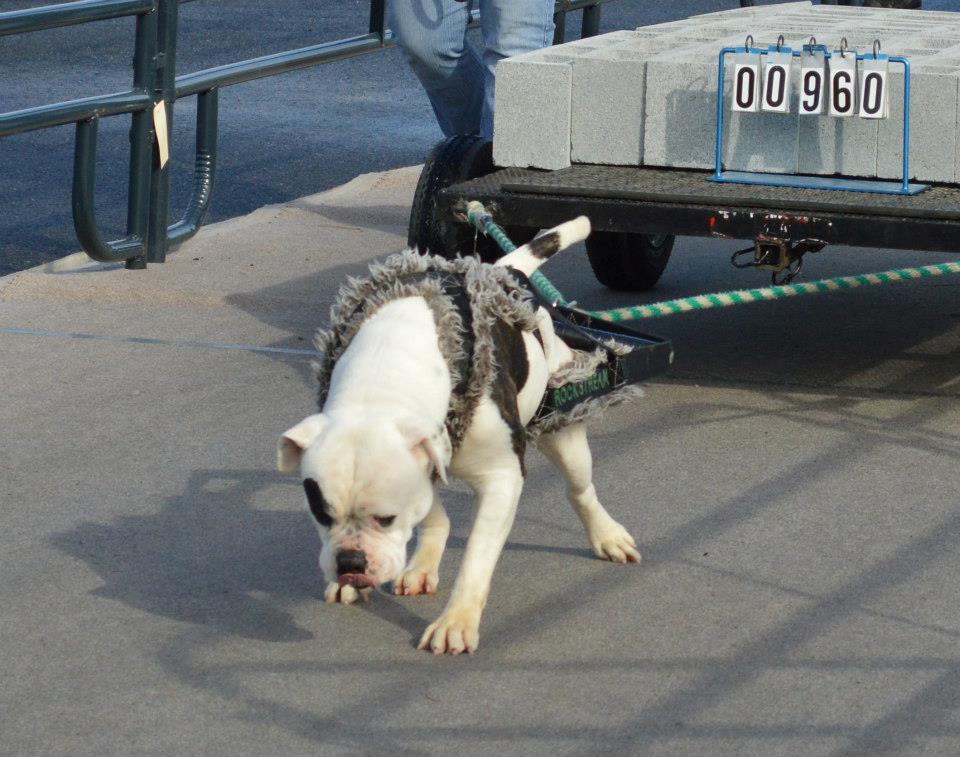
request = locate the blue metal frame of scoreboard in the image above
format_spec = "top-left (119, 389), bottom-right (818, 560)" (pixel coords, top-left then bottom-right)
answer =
top-left (712, 42), bottom-right (928, 196)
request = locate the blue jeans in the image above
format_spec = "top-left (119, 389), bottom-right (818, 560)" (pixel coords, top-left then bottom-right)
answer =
top-left (389, 0), bottom-right (556, 139)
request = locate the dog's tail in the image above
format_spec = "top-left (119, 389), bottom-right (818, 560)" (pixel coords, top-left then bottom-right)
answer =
top-left (493, 215), bottom-right (591, 276)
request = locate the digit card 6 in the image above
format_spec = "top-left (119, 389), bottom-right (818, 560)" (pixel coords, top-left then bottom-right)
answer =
top-left (829, 52), bottom-right (857, 117)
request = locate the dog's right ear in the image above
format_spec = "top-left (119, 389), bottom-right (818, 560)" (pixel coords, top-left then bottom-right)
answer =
top-left (277, 414), bottom-right (328, 474)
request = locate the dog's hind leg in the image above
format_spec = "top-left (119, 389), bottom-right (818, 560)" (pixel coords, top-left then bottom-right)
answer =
top-left (536, 423), bottom-right (641, 564)
top-left (395, 489), bottom-right (449, 596)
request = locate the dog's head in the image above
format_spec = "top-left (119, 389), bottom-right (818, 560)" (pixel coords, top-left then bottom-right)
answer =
top-left (277, 413), bottom-right (450, 590)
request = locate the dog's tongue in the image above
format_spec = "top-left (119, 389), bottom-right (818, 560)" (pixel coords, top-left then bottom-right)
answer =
top-left (338, 573), bottom-right (375, 589)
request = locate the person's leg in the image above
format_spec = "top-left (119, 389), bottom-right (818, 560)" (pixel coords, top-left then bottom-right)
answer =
top-left (478, 0), bottom-right (555, 139)
top-left (388, 0), bottom-right (485, 137)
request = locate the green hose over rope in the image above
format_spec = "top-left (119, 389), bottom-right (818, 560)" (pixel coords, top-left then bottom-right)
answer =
top-left (465, 202), bottom-right (960, 323)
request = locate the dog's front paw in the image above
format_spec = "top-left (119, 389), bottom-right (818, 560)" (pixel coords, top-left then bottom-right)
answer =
top-left (418, 604), bottom-right (481, 655)
top-left (394, 565), bottom-right (439, 596)
top-left (324, 581), bottom-right (371, 605)
top-left (586, 515), bottom-right (642, 564)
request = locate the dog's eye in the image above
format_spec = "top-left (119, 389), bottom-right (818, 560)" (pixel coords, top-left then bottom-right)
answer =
top-left (303, 479), bottom-right (333, 527)
top-left (374, 515), bottom-right (396, 528)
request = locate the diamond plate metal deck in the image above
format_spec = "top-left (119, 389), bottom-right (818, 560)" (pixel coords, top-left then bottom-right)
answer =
top-left (439, 166), bottom-right (960, 254)
top-left (497, 166), bottom-right (960, 222)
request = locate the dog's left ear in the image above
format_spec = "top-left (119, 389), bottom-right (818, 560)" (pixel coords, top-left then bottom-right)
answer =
top-left (398, 419), bottom-right (451, 484)
top-left (277, 414), bottom-right (328, 474)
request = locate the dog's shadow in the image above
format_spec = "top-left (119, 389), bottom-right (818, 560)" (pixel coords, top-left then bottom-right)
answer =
top-left (50, 467), bottom-right (591, 645)
top-left (50, 468), bottom-right (323, 642)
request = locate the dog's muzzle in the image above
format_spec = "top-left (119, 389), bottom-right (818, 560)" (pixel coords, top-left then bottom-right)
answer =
top-left (336, 549), bottom-right (375, 588)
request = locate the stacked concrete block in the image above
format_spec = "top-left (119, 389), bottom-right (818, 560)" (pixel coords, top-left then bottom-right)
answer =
top-left (570, 45), bottom-right (652, 165)
top-left (493, 55), bottom-right (574, 170)
top-left (877, 62), bottom-right (960, 183)
top-left (493, 3), bottom-right (960, 186)
top-left (641, 51), bottom-right (718, 170)
top-left (493, 37), bottom-right (614, 170)
top-left (797, 112), bottom-right (880, 180)
top-left (723, 58), bottom-right (802, 175)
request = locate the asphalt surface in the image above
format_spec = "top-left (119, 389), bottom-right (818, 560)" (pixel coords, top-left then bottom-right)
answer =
top-left (2, 165), bottom-right (960, 755)
top-left (2, 0), bottom-right (955, 275)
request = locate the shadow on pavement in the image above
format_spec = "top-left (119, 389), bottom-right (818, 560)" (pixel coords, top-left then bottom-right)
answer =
top-left (50, 468), bottom-right (318, 643)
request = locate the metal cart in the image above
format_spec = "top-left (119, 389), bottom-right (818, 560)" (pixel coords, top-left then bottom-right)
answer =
top-left (408, 135), bottom-right (960, 293)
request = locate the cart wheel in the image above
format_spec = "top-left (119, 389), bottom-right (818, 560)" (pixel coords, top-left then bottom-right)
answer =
top-left (408, 135), bottom-right (534, 263)
top-left (585, 231), bottom-right (675, 292)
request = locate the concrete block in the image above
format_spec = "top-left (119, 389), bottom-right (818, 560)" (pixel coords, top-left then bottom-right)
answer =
top-left (905, 35), bottom-right (960, 51)
top-left (877, 66), bottom-right (960, 183)
top-left (642, 52), bottom-right (718, 170)
top-left (493, 57), bottom-right (572, 170)
top-left (495, 2), bottom-right (960, 182)
top-left (694, 3), bottom-right (811, 21)
top-left (570, 46), bottom-right (650, 165)
top-left (798, 115), bottom-right (879, 179)
top-left (722, 60), bottom-right (801, 174)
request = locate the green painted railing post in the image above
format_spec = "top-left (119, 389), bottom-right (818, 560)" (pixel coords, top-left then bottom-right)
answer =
top-left (145, 0), bottom-right (178, 264)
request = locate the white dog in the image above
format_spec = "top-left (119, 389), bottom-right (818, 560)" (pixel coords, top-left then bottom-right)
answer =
top-left (278, 217), bottom-right (640, 655)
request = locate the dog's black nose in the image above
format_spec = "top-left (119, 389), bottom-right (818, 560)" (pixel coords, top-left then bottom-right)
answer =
top-left (336, 549), bottom-right (367, 575)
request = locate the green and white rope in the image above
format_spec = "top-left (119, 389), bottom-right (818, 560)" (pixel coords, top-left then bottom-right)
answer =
top-left (465, 203), bottom-right (568, 304)
top-left (583, 262), bottom-right (960, 322)
top-left (465, 203), bottom-right (960, 323)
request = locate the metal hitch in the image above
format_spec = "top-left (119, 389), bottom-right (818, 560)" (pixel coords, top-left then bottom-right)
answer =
top-left (731, 236), bottom-right (827, 284)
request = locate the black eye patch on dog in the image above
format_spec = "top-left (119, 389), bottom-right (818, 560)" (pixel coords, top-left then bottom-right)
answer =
top-left (303, 478), bottom-right (333, 527)
top-left (527, 230), bottom-right (561, 259)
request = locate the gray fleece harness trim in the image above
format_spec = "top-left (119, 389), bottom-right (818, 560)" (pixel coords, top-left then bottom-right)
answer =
top-left (314, 252), bottom-right (642, 449)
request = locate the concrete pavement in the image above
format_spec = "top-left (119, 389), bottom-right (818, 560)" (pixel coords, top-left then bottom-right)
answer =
top-left (2, 166), bottom-right (959, 755)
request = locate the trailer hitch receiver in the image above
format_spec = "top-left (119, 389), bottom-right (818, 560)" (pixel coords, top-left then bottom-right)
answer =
top-left (731, 236), bottom-right (827, 284)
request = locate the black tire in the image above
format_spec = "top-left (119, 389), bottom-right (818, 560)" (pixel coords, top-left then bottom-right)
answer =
top-left (585, 231), bottom-right (675, 292)
top-left (408, 135), bottom-right (534, 262)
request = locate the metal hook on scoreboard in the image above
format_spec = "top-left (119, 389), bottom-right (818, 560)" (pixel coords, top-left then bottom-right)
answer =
top-left (873, 39), bottom-right (882, 57)
top-left (776, 34), bottom-right (785, 52)
top-left (744, 34), bottom-right (754, 53)
top-left (839, 37), bottom-right (849, 58)
top-left (806, 36), bottom-right (817, 52)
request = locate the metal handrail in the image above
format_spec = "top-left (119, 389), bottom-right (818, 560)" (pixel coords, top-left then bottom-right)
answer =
top-left (176, 33), bottom-right (389, 97)
top-left (1, 0), bottom-right (612, 268)
top-left (0, 91), bottom-right (153, 138)
top-left (0, 0), bottom-right (153, 36)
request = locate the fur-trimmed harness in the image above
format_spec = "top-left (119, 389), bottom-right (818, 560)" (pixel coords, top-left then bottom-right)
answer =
top-left (314, 251), bottom-right (643, 450)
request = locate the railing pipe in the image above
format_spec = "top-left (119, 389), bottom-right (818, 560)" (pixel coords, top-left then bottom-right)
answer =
top-left (144, 0), bottom-right (179, 264)
top-left (121, 0), bottom-right (159, 268)
top-left (72, 119), bottom-right (146, 262)
top-left (167, 89), bottom-right (218, 245)
top-left (581, 3), bottom-right (602, 38)
top-left (0, 91), bottom-right (152, 138)
top-left (368, 0), bottom-right (387, 43)
top-left (175, 33), bottom-right (387, 98)
top-left (5, 0), bottom-right (609, 268)
top-left (0, 0), bottom-right (154, 37)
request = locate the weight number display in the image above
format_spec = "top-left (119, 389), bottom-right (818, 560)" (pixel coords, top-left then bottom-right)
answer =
top-left (732, 63), bottom-right (760, 112)
top-left (859, 70), bottom-right (887, 118)
top-left (763, 63), bottom-right (789, 112)
top-left (830, 69), bottom-right (856, 116)
top-left (800, 68), bottom-right (824, 114)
